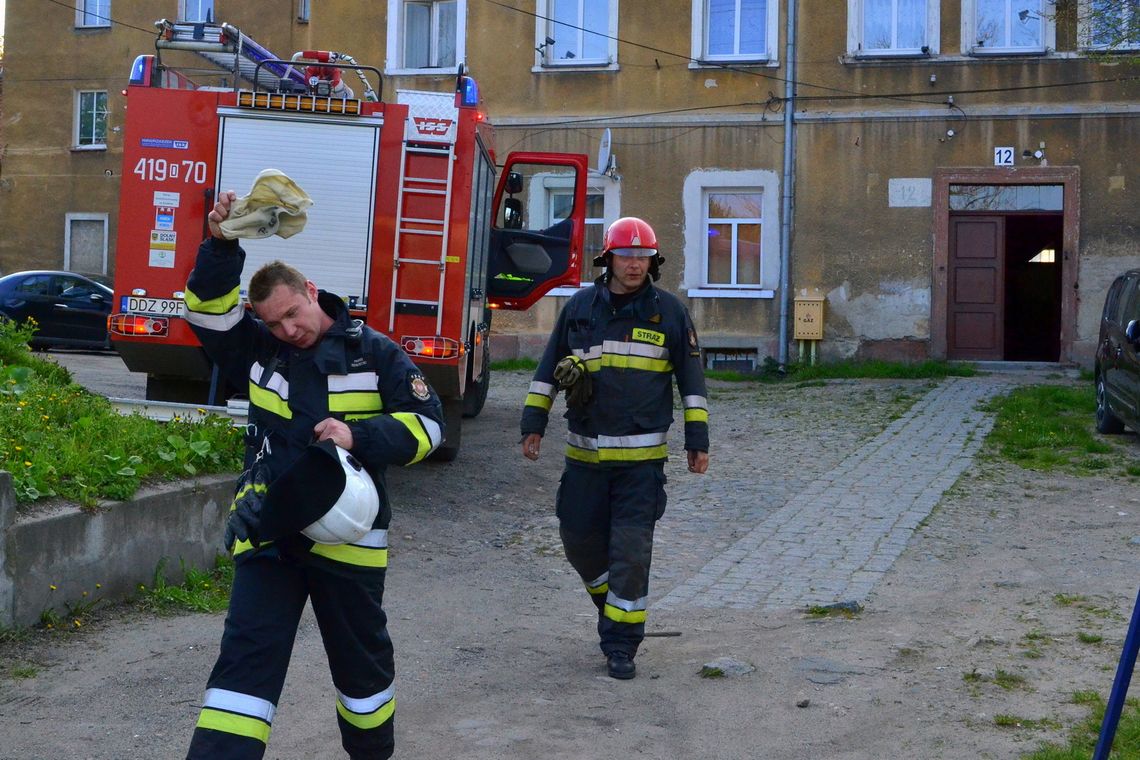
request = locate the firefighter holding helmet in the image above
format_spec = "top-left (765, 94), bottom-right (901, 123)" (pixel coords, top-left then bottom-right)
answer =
top-left (520, 216), bottom-right (710, 679)
top-left (183, 188), bottom-right (444, 759)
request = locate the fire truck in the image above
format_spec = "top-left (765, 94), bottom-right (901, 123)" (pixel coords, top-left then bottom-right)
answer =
top-left (109, 20), bottom-right (589, 460)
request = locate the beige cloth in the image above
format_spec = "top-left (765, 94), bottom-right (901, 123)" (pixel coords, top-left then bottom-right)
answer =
top-left (219, 169), bottom-right (313, 240)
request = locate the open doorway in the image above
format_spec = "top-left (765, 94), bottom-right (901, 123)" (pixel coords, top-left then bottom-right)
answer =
top-left (1004, 214), bottom-right (1063, 361)
top-left (938, 176), bottom-right (1076, 362)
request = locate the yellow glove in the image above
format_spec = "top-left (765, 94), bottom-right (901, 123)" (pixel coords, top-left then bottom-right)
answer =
top-left (553, 355), bottom-right (592, 408)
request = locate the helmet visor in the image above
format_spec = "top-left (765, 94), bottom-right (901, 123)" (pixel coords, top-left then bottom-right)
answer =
top-left (608, 247), bottom-right (658, 258)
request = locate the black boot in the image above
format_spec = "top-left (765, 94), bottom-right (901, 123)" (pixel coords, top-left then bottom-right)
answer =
top-left (606, 651), bottom-right (636, 679)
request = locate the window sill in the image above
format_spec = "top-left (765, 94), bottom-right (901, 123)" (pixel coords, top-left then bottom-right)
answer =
top-left (71, 145), bottom-right (108, 153)
top-left (688, 59), bottom-right (778, 69)
top-left (845, 50), bottom-right (937, 61)
top-left (385, 67), bottom-right (463, 77)
top-left (531, 63), bottom-right (620, 73)
top-left (687, 288), bottom-right (774, 299)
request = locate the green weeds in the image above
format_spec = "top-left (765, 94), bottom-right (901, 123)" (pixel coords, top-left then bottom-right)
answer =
top-left (1024, 693), bottom-right (1140, 759)
top-left (135, 556), bottom-right (234, 615)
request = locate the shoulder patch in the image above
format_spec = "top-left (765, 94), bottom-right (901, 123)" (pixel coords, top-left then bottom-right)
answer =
top-left (688, 328), bottom-right (700, 350)
top-left (409, 373), bottom-right (431, 401)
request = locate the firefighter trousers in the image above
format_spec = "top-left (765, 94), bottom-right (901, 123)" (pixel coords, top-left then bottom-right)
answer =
top-left (186, 545), bottom-right (395, 760)
top-left (556, 461), bottom-right (667, 657)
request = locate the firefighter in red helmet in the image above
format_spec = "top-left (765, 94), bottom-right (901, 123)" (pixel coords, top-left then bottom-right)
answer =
top-left (520, 216), bottom-right (710, 679)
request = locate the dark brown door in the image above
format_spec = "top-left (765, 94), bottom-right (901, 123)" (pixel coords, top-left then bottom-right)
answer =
top-left (948, 216), bottom-right (1004, 360)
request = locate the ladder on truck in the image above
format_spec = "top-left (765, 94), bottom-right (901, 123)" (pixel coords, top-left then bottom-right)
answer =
top-left (153, 18), bottom-right (305, 90)
top-left (388, 90), bottom-right (460, 337)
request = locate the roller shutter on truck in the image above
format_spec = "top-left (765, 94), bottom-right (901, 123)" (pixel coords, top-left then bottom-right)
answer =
top-left (215, 110), bottom-right (382, 306)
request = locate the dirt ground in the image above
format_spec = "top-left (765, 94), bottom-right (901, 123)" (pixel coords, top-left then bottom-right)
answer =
top-left (3, 366), bottom-right (1140, 759)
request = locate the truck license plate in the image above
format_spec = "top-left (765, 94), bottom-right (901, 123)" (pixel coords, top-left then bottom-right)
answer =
top-left (122, 296), bottom-right (185, 317)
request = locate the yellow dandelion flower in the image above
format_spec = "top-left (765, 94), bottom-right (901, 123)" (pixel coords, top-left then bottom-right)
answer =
top-left (73, 620), bottom-right (82, 628)
top-left (49, 584), bottom-right (57, 591)
top-left (14, 446), bottom-right (22, 451)
top-left (96, 583), bottom-right (102, 589)
top-left (82, 591), bottom-right (88, 597)
top-left (24, 461), bottom-right (32, 467)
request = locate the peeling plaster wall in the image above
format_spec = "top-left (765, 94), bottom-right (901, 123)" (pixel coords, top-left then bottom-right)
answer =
top-left (823, 281), bottom-right (931, 359)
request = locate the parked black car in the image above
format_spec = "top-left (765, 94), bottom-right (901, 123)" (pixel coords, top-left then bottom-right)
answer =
top-left (0, 270), bottom-right (114, 351)
top-left (1095, 268), bottom-right (1140, 434)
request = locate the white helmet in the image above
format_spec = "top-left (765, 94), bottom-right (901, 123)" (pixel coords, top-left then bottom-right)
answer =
top-left (302, 446), bottom-right (380, 545)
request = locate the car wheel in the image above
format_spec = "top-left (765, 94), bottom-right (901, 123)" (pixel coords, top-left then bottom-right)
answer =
top-left (1096, 376), bottom-right (1125, 434)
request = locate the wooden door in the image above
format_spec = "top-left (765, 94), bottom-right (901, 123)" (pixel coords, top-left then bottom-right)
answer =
top-left (948, 216), bottom-right (1004, 360)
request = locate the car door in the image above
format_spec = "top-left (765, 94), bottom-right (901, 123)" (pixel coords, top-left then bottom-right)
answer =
top-left (52, 275), bottom-right (111, 346)
top-left (1118, 279), bottom-right (1140, 426)
top-left (2, 273), bottom-right (58, 339)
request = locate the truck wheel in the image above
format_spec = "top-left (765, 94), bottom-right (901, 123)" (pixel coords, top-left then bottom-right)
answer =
top-left (146, 375), bottom-right (211, 405)
top-left (462, 344), bottom-right (490, 419)
top-left (430, 398), bottom-right (463, 462)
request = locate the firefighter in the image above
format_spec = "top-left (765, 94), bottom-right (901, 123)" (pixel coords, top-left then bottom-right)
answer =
top-left (520, 216), bottom-right (710, 679)
top-left (183, 190), bottom-right (444, 759)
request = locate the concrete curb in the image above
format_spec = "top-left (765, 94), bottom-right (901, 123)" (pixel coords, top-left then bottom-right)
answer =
top-left (0, 471), bottom-right (236, 628)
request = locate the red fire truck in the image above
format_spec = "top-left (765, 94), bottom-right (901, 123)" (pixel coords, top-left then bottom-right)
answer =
top-left (110, 21), bottom-right (588, 460)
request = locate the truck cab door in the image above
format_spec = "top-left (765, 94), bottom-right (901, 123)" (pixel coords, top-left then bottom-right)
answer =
top-left (487, 152), bottom-right (589, 310)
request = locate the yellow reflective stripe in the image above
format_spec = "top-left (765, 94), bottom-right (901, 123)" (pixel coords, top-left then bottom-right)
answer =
top-left (601, 354), bottom-right (672, 372)
top-left (685, 408), bottom-right (709, 423)
top-left (389, 412), bottom-right (433, 463)
top-left (336, 696), bottom-right (396, 730)
top-left (185, 285), bottom-right (240, 315)
top-left (249, 382), bottom-right (292, 419)
top-left (196, 708), bottom-right (271, 743)
top-left (328, 391), bottom-right (382, 415)
top-left (525, 392), bottom-right (553, 411)
top-left (587, 582), bottom-right (609, 596)
top-left (345, 412), bottom-right (380, 421)
top-left (598, 444), bottom-right (668, 462)
top-left (603, 604), bottom-right (647, 624)
top-left (310, 544), bottom-right (389, 568)
top-left (565, 445), bottom-right (599, 464)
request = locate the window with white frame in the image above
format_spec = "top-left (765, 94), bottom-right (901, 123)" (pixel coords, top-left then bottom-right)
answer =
top-left (962, 0), bottom-right (1055, 53)
top-left (75, 91), bottom-right (109, 149)
top-left (691, 0), bottom-right (779, 63)
top-left (847, 0), bottom-right (940, 56)
top-left (298, 0), bottom-right (311, 23)
top-left (387, 1), bottom-right (466, 73)
top-left (180, 0), bottom-right (214, 22)
top-left (535, 175), bottom-right (621, 293)
top-left (1081, 0), bottom-right (1140, 49)
top-left (65, 214), bottom-right (109, 275)
top-left (75, 0), bottom-right (110, 28)
top-left (535, 0), bottom-right (618, 67)
top-left (682, 169), bottom-right (779, 297)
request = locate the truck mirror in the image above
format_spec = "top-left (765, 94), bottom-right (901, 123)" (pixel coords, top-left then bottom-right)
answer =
top-left (506, 171), bottom-right (523, 196)
top-left (1127, 319), bottom-right (1140, 346)
top-left (503, 198), bottom-right (523, 230)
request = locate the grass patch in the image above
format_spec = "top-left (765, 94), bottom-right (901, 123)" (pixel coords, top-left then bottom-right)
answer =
top-left (805, 601), bottom-right (864, 619)
top-left (707, 358), bottom-right (976, 383)
top-left (964, 668), bottom-right (1031, 690)
top-left (135, 556), bottom-right (234, 615)
top-left (996, 714), bottom-right (1060, 730)
top-left (1023, 693), bottom-right (1140, 759)
top-left (984, 384), bottom-right (1132, 474)
top-left (0, 318), bottom-right (243, 506)
top-left (1077, 631), bottom-right (1105, 644)
top-left (490, 357), bottom-right (539, 372)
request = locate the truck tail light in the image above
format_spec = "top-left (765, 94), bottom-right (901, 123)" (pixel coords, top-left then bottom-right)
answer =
top-left (109, 313), bottom-right (169, 337)
top-left (400, 336), bottom-right (462, 359)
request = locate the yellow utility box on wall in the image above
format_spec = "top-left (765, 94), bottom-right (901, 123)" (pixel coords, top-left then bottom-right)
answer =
top-left (793, 296), bottom-right (825, 340)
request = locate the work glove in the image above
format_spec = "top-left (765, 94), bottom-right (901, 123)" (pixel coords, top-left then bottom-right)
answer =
top-left (224, 465), bottom-right (269, 551)
top-left (553, 355), bottom-right (592, 408)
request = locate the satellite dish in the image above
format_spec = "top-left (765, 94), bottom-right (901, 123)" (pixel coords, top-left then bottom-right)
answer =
top-left (596, 128), bottom-right (612, 175)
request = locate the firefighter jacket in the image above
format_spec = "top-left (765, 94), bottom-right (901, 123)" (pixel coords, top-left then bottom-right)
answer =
top-left (521, 276), bottom-right (709, 466)
top-left (185, 237), bottom-right (444, 547)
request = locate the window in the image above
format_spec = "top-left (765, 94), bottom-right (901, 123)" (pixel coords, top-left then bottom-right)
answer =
top-left (1081, 0), bottom-right (1140, 49)
top-left (691, 0), bottom-right (779, 64)
top-left (847, 0), bottom-right (940, 56)
top-left (65, 214), bottom-right (109, 275)
top-left (682, 169), bottom-right (780, 297)
top-left (962, 0), bottom-right (1055, 53)
top-left (298, 0), bottom-right (311, 22)
top-left (180, 0), bottom-right (214, 22)
top-left (388, 1), bottom-right (466, 73)
top-left (535, 0), bottom-right (618, 67)
top-left (75, 91), bottom-right (109, 150)
top-left (75, 0), bottom-right (110, 28)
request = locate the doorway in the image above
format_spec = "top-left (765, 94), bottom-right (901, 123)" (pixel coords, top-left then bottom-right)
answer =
top-left (932, 168), bottom-right (1080, 363)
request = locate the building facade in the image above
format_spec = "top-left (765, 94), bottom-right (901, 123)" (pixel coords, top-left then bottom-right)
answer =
top-left (1, 1), bottom-right (1136, 366)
